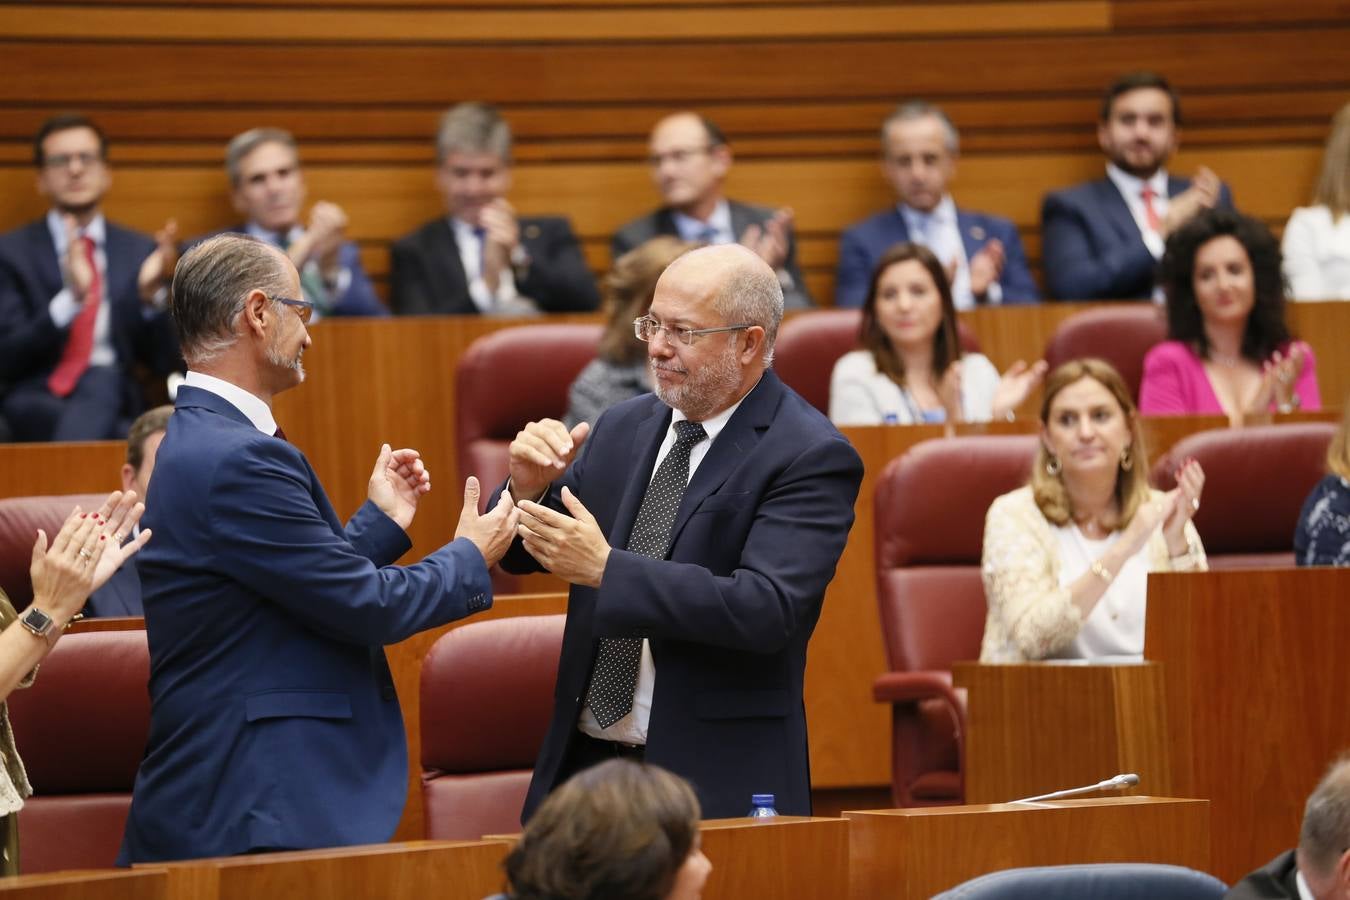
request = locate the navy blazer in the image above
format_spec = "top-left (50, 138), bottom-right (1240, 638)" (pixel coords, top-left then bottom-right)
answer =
top-left (84, 557), bottom-right (143, 618)
top-left (611, 201), bottom-right (816, 309)
top-left (1040, 175), bottom-right (1235, 300)
top-left (494, 371), bottom-right (863, 820)
top-left (835, 207), bottom-right (1040, 308)
top-left (120, 387), bottom-right (492, 863)
top-left (389, 216), bottom-right (599, 315)
top-left (0, 218), bottom-right (179, 386)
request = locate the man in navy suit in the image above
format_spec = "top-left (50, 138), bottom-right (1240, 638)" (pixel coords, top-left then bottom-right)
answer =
top-left (390, 103), bottom-right (599, 316)
top-left (613, 113), bottom-right (815, 309)
top-left (1041, 71), bottom-right (1235, 301)
top-left (496, 244), bottom-right (863, 820)
top-left (85, 403), bottom-right (172, 617)
top-left (119, 233), bottom-right (518, 863)
top-left (211, 127), bottom-right (387, 319)
top-left (836, 101), bottom-right (1040, 309)
top-left (0, 114), bottom-right (180, 441)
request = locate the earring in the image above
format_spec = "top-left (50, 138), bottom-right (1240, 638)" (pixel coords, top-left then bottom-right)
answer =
top-left (1120, 446), bottom-right (1133, 471)
top-left (1045, 455), bottom-right (1062, 477)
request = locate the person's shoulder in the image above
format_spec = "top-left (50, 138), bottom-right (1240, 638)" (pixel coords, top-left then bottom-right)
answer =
top-left (1043, 177), bottom-right (1108, 209)
top-left (392, 217), bottom-right (448, 250)
top-left (957, 207), bottom-right (1017, 231)
top-left (613, 210), bottom-right (663, 241)
top-left (1284, 205), bottom-right (1331, 230)
top-left (1144, 339), bottom-right (1194, 365)
top-left (988, 484), bottom-right (1038, 518)
top-left (519, 214), bottom-right (577, 232)
top-left (831, 349), bottom-right (878, 376)
top-left (728, 198), bottom-right (774, 222)
top-left (959, 351), bottom-right (998, 375)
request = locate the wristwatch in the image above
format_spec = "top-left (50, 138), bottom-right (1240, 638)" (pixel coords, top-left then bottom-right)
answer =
top-left (20, 606), bottom-right (55, 638)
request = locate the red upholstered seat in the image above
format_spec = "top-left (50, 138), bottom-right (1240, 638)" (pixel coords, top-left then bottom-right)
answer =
top-left (1151, 422), bottom-right (1336, 569)
top-left (874, 435), bottom-right (1037, 806)
top-left (8, 629), bottom-right (151, 872)
top-left (776, 309), bottom-right (981, 415)
top-left (420, 615), bottom-right (565, 839)
top-left (0, 494), bottom-right (107, 612)
top-left (1043, 305), bottom-right (1168, 402)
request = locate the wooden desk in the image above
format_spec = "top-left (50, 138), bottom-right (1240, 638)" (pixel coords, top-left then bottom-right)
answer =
top-left (145, 840), bottom-right (509, 900)
top-left (953, 662), bottom-right (1169, 805)
top-left (0, 869), bottom-right (169, 899)
top-left (844, 797), bottom-right (1210, 900)
top-left (699, 816), bottom-right (849, 900)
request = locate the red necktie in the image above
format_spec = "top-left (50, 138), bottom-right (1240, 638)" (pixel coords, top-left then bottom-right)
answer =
top-left (48, 235), bottom-right (102, 398)
top-left (1141, 187), bottom-right (1162, 234)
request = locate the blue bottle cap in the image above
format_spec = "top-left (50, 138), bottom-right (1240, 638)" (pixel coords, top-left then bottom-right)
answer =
top-left (751, 793), bottom-right (775, 805)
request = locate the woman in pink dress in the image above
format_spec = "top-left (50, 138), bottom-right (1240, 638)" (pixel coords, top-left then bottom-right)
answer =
top-left (1140, 208), bottom-right (1320, 425)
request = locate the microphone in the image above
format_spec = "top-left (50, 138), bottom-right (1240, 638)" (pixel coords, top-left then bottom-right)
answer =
top-left (1011, 773), bottom-right (1140, 804)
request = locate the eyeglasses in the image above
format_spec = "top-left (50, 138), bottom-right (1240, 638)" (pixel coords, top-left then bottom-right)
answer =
top-left (646, 146), bottom-right (714, 168)
top-left (633, 316), bottom-right (751, 346)
top-left (270, 295), bottom-right (314, 324)
top-left (43, 152), bottom-right (104, 171)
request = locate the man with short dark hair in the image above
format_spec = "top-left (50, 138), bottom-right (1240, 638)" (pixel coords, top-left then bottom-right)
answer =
top-left (84, 404), bottom-right (173, 617)
top-left (119, 233), bottom-right (519, 862)
top-left (1226, 755), bottom-right (1350, 899)
top-left (1041, 71), bottom-right (1235, 301)
top-left (0, 114), bottom-right (180, 441)
top-left (390, 102), bottom-right (599, 315)
top-left (836, 100), bottom-right (1039, 308)
top-left (613, 112), bottom-right (815, 309)
top-left (209, 127), bottom-right (385, 319)
top-left (497, 244), bottom-right (861, 820)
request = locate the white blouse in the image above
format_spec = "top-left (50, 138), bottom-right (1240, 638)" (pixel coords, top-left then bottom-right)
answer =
top-left (1051, 526), bottom-right (1150, 660)
top-left (828, 350), bottom-right (1002, 426)
top-left (1282, 206), bottom-right (1350, 301)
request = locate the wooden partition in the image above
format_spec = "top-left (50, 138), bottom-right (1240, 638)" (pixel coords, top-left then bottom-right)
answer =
top-left (698, 817), bottom-right (849, 900)
top-left (2, 2), bottom-right (1348, 303)
top-left (145, 840), bottom-right (509, 900)
top-left (0, 869), bottom-right (169, 900)
top-left (844, 796), bottom-right (1210, 900)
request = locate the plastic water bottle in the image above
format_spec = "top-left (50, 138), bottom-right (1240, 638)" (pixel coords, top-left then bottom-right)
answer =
top-left (748, 793), bottom-right (778, 818)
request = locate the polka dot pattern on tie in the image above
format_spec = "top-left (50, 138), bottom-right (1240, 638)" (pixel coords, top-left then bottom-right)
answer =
top-left (585, 420), bottom-right (707, 728)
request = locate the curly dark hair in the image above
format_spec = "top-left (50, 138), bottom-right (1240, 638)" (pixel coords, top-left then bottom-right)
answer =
top-left (1159, 207), bottom-right (1292, 362)
top-left (859, 242), bottom-right (960, 387)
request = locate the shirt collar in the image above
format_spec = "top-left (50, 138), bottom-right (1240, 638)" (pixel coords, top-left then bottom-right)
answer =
top-left (1106, 162), bottom-right (1169, 199)
top-left (46, 209), bottom-right (107, 253)
top-left (669, 372), bottom-right (762, 442)
top-left (899, 194), bottom-right (956, 230)
top-left (183, 371), bottom-right (279, 436)
top-left (245, 220), bottom-right (301, 247)
top-left (1295, 869), bottom-right (1316, 900)
top-left (671, 199), bottom-right (731, 243)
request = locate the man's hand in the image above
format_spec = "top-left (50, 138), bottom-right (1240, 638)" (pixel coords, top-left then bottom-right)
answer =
top-left (968, 238), bottom-right (1005, 299)
top-left (516, 487), bottom-right (611, 587)
top-left (507, 419), bottom-right (589, 503)
top-left (455, 476), bottom-right (520, 568)
top-left (367, 444), bottom-right (430, 531)
top-left (739, 207), bottom-right (792, 271)
top-left (480, 199), bottom-right (519, 294)
top-left (1162, 166), bottom-right (1221, 236)
top-left (138, 219), bottom-right (179, 304)
top-left (61, 215), bottom-right (95, 301)
top-left (284, 201), bottom-right (348, 275)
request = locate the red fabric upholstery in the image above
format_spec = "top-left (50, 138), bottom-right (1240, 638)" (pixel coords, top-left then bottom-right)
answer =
top-left (774, 310), bottom-right (980, 415)
top-left (8, 629), bottom-right (151, 872)
top-left (455, 324), bottom-right (603, 503)
top-left (873, 435), bottom-right (1037, 806)
top-left (1043, 306), bottom-right (1168, 401)
top-left (421, 614), bottom-right (565, 839)
top-left (1151, 423), bottom-right (1335, 569)
top-left (0, 494), bottom-right (106, 611)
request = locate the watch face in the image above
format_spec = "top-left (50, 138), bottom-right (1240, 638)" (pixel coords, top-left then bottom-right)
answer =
top-left (22, 607), bottom-right (53, 635)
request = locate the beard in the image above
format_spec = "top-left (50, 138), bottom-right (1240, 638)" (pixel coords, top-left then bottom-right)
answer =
top-left (651, 339), bottom-right (742, 420)
top-left (266, 329), bottom-right (305, 383)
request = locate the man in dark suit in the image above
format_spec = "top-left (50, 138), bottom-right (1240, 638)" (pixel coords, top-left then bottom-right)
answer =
top-left (85, 403), bottom-right (172, 617)
top-left (0, 114), bottom-right (179, 442)
top-left (496, 244), bottom-right (863, 820)
top-left (613, 113), bottom-right (815, 309)
top-left (836, 101), bottom-right (1039, 309)
top-left (390, 103), bottom-right (599, 316)
top-left (1041, 71), bottom-right (1235, 301)
top-left (1225, 756), bottom-right (1350, 899)
top-left (208, 127), bottom-right (386, 319)
top-left (119, 233), bottom-right (518, 863)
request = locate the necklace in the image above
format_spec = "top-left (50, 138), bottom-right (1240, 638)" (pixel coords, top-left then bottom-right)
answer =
top-left (1208, 350), bottom-right (1244, 369)
top-left (1072, 512), bottom-right (1113, 540)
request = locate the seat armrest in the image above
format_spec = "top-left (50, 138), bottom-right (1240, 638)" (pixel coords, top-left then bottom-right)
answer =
top-left (873, 670), bottom-right (959, 707)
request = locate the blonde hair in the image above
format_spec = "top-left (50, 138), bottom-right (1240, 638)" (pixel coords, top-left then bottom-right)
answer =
top-left (1031, 359), bottom-right (1152, 528)
top-left (1329, 403), bottom-right (1350, 481)
top-left (1313, 102), bottom-right (1350, 221)
top-left (598, 236), bottom-right (698, 365)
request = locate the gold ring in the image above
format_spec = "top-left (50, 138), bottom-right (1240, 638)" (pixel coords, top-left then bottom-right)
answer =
top-left (77, 548), bottom-right (93, 560)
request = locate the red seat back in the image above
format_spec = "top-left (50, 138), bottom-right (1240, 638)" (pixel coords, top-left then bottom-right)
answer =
top-left (0, 494), bottom-right (107, 611)
top-left (1043, 306), bottom-right (1168, 402)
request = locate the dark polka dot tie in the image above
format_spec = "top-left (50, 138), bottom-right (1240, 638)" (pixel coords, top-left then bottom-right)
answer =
top-left (585, 419), bottom-right (708, 728)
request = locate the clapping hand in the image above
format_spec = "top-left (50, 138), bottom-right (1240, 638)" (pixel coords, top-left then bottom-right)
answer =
top-left (30, 491), bottom-right (151, 622)
top-left (1161, 457), bottom-right (1205, 553)
top-left (367, 444), bottom-right (431, 531)
top-left (516, 487), bottom-right (611, 587)
top-left (455, 476), bottom-right (520, 568)
top-left (968, 238), bottom-right (1005, 298)
top-left (739, 208), bottom-right (792, 271)
top-left (938, 361), bottom-right (964, 424)
top-left (138, 219), bottom-right (179, 304)
top-left (1163, 166), bottom-right (1221, 235)
top-left (991, 359), bottom-right (1049, 421)
top-left (507, 419), bottom-right (590, 502)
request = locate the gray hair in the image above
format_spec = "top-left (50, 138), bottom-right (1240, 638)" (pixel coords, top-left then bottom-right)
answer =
top-left (882, 101), bottom-right (960, 156)
top-left (171, 234), bottom-right (292, 367)
top-left (711, 262), bottom-right (784, 366)
top-left (1300, 756), bottom-right (1350, 878)
top-left (226, 127), bottom-right (298, 187)
top-left (436, 102), bottom-right (512, 165)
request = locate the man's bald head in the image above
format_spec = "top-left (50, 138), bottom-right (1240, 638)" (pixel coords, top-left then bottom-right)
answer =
top-left (660, 244), bottom-right (783, 363)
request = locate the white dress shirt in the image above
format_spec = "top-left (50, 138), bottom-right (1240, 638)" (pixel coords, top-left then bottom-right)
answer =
top-left (672, 200), bottom-right (734, 245)
top-left (1105, 164), bottom-right (1171, 261)
top-left (1282, 205), bottom-right (1350, 300)
top-left (46, 210), bottom-right (116, 368)
top-left (577, 383), bottom-right (755, 745)
top-left (182, 370), bottom-right (278, 436)
top-left (449, 217), bottom-right (520, 314)
top-left (900, 195), bottom-right (1004, 309)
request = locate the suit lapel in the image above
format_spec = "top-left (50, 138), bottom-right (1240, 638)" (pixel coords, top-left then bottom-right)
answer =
top-left (1095, 178), bottom-right (1146, 247)
top-left (27, 221), bottom-right (63, 300)
top-left (666, 371), bottom-right (781, 548)
top-left (653, 208), bottom-right (680, 239)
top-left (431, 220), bottom-right (473, 312)
top-left (955, 209), bottom-right (986, 258)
